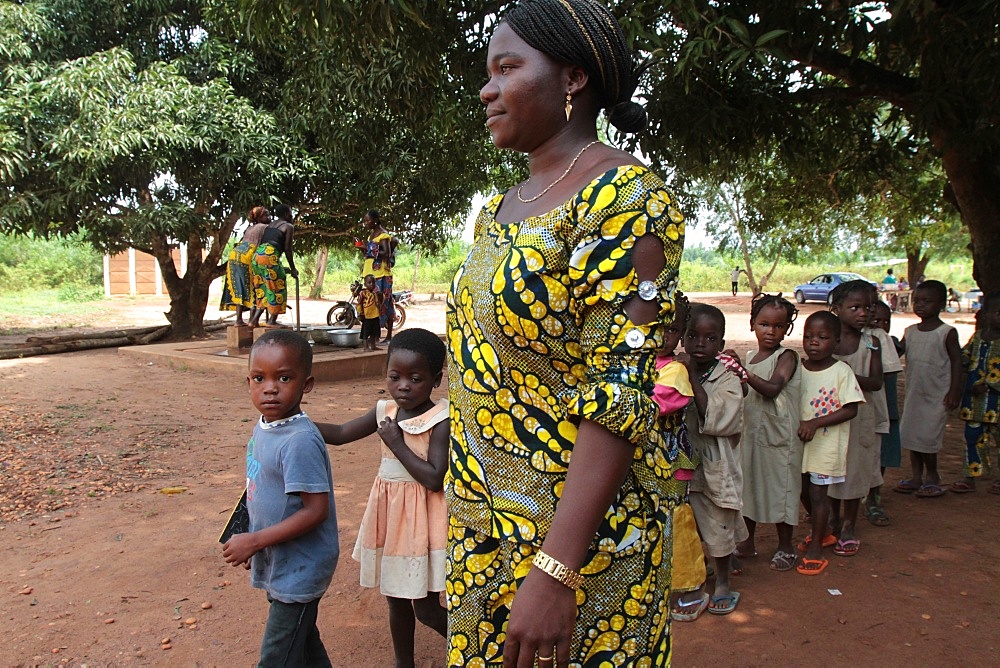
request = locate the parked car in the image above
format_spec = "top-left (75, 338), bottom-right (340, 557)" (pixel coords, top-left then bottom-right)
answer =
top-left (793, 272), bottom-right (878, 305)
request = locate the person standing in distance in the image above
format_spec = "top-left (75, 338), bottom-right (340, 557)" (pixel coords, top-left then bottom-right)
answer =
top-left (360, 210), bottom-right (398, 344)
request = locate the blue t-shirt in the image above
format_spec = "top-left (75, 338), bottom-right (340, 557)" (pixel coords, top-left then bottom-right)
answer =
top-left (247, 413), bottom-right (339, 603)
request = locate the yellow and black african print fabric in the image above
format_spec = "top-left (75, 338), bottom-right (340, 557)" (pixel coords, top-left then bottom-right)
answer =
top-left (445, 165), bottom-right (685, 666)
top-left (251, 242), bottom-right (288, 316)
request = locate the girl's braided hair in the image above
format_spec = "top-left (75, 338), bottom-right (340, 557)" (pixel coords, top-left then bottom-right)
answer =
top-left (829, 279), bottom-right (876, 307)
top-left (503, 0), bottom-right (646, 133)
top-left (750, 292), bottom-right (799, 335)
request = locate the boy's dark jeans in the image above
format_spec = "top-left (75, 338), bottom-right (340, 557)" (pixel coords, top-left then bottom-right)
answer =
top-left (259, 596), bottom-right (331, 667)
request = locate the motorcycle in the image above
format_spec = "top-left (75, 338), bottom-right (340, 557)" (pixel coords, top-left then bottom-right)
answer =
top-left (326, 279), bottom-right (410, 329)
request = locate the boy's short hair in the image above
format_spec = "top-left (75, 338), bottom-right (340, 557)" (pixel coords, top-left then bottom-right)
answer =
top-left (874, 300), bottom-right (892, 315)
top-left (387, 328), bottom-right (446, 375)
top-left (915, 279), bottom-right (947, 303)
top-left (250, 329), bottom-right (313, 374)
top-left (688, 303), bottom-right (726, 336)
top-left (805, 310), bottom-right (841, 338)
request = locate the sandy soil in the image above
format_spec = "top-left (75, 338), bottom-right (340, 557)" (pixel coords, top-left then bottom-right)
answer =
top-left (1, 295), bottom-right (997, 666)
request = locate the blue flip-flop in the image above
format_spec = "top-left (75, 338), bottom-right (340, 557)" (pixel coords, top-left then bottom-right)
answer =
top-left (708, 591), bottom-right (741, 615)
top-left (670, 592), bottom-right (710, 622)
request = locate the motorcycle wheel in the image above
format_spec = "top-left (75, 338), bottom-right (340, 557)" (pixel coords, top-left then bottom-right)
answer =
top-left (392, 304), bottom-right (406, 329)
top-left (327, 302), bottom-right (358, 328)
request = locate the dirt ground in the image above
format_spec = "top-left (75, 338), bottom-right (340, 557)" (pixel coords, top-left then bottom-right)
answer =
top-left (1, 295), bottom-right (997, 667)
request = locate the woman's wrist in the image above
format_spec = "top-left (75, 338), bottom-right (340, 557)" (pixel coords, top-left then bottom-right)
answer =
top-left (532, 550), bottom-right (584, 590)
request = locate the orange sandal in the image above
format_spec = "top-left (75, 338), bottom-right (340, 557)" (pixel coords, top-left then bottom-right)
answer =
top-left (796, 558), bottom-right (829, 575)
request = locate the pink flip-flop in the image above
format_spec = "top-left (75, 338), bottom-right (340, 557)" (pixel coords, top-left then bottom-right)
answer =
top-left (833, 538), bottom-right (861, 557)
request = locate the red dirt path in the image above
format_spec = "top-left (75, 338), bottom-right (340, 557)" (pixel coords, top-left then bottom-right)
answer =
top-left (0, 296), bottom-right (996, 665)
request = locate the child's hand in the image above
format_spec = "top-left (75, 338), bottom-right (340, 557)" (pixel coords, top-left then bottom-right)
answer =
top-left (674, 352), bottom-right (691, 368)
top-left (716, 352), bottom-right (748, 381)
top-left (377, 416), bottom-right (406, 454)
top-left (944, 390), bottom-right (962, 411)
top-left (798, 420), bottom-right (817, 442)
top-left (972, 382), bottom-right (987, 397)
top-left (722, 349), bottom-right (742, 365)
top-left (222, 533), bottom-right (259, 568)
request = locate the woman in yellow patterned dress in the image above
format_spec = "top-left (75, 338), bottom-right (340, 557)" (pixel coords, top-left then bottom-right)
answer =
top-left (249, 204), bottom-right (299, 327)
top-left (446, 2), bottom-right (684, 666)
top-left (219, 206), bottom-right (270, 326)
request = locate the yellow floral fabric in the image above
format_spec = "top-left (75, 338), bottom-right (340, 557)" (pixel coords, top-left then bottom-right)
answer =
top-left (959, 333), bottom-right (1000, 477)
top-left (958, 333), bottom-right (1000, 423)
top-left (445, 165), bottom-right (684, 666)
top-left (251, 242), bottom-right (288, 315)
top-left (220, 241), bottom-right (258, 311)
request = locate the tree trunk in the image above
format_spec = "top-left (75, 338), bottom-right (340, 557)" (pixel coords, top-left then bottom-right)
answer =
top-left (758, 244), bottom-right (784, 296)
top-left (734, 222), bottom-right (758, 294)
top-left (310, 247), bottom-right (329, 299)
top-left (149, 225), bottom-right (229, 340)
top-left (904, 246), bottom-right (930, 288)
top-left (937, 143), bottom-right (1000, 291)
top-left (411, 248), bottom-right (421, 292)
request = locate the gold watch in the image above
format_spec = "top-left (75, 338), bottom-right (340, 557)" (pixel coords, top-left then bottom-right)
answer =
top-left (532, 550), bottom-right (584, 590)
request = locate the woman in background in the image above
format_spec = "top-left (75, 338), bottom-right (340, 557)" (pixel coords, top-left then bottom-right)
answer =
top-left (220, 206), bottom-right (270, 326)
top-left (249, 204), bottom-right (298, 327)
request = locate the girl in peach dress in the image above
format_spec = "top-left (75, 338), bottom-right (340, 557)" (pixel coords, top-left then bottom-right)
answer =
top-left (316, 329), bottom-right (448, 668)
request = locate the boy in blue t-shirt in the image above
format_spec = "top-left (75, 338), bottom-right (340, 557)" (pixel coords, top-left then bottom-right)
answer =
top-left (223, 330), bottom-right (339, 665)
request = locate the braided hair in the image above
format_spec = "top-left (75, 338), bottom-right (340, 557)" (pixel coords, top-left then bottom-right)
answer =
top-left (829, 279), bottom-right (876, 307)
top-left (750, 292), bottom-right (798, 335)
top-left (503, 0), bottom-right (646, 133)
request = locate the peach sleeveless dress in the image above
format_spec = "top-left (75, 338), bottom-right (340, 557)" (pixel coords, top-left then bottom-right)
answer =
top-left (352, 399), bottom-right (448, 598)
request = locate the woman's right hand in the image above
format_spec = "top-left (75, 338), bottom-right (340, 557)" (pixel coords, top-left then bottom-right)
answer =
top-left (503, 568), bottom-right (577, 668)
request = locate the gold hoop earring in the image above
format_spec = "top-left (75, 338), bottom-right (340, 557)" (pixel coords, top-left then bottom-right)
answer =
top-left (565, 92), bottom-right (573, 122)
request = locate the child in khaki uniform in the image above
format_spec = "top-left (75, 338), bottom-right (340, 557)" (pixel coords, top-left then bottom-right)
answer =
top-left (683, 304), bottom-right (746, 615)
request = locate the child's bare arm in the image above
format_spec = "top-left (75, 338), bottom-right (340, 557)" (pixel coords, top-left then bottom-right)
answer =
top-left (798, 402), bottom-right (859, 442)
top-left (377, 418), bottom-right (449, 492)
top-left (944, 328), bottom-right (963, 409)
top-left (315, 407), bottom-right (378, 445)
top-left (745, 349), bottom-right (797, 398)
top-left (855, 337), bottom-right (883, 391)
top-left (222, 491), bottom-right (329, 566)
top-left (686, 363), bottom-right (709, 419)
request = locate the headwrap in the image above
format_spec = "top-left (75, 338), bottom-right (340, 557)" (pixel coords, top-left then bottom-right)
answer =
top-left (248, 206), bottom-right (270, 224)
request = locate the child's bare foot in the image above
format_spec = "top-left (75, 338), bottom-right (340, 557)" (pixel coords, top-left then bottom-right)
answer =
top-left (734, 538), bottom-right (757, 559)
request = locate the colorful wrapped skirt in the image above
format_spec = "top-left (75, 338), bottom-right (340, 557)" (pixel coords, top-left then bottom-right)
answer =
top-left (250, 242), bottom-right (287, 315)
top-left (219, 241), bottom-right (256, 311)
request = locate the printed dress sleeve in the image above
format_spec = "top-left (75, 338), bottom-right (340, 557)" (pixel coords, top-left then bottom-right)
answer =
top-left (563, 167), bottom-right (685, 446)
top-left (652, 360), bottom-right (694, 416)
